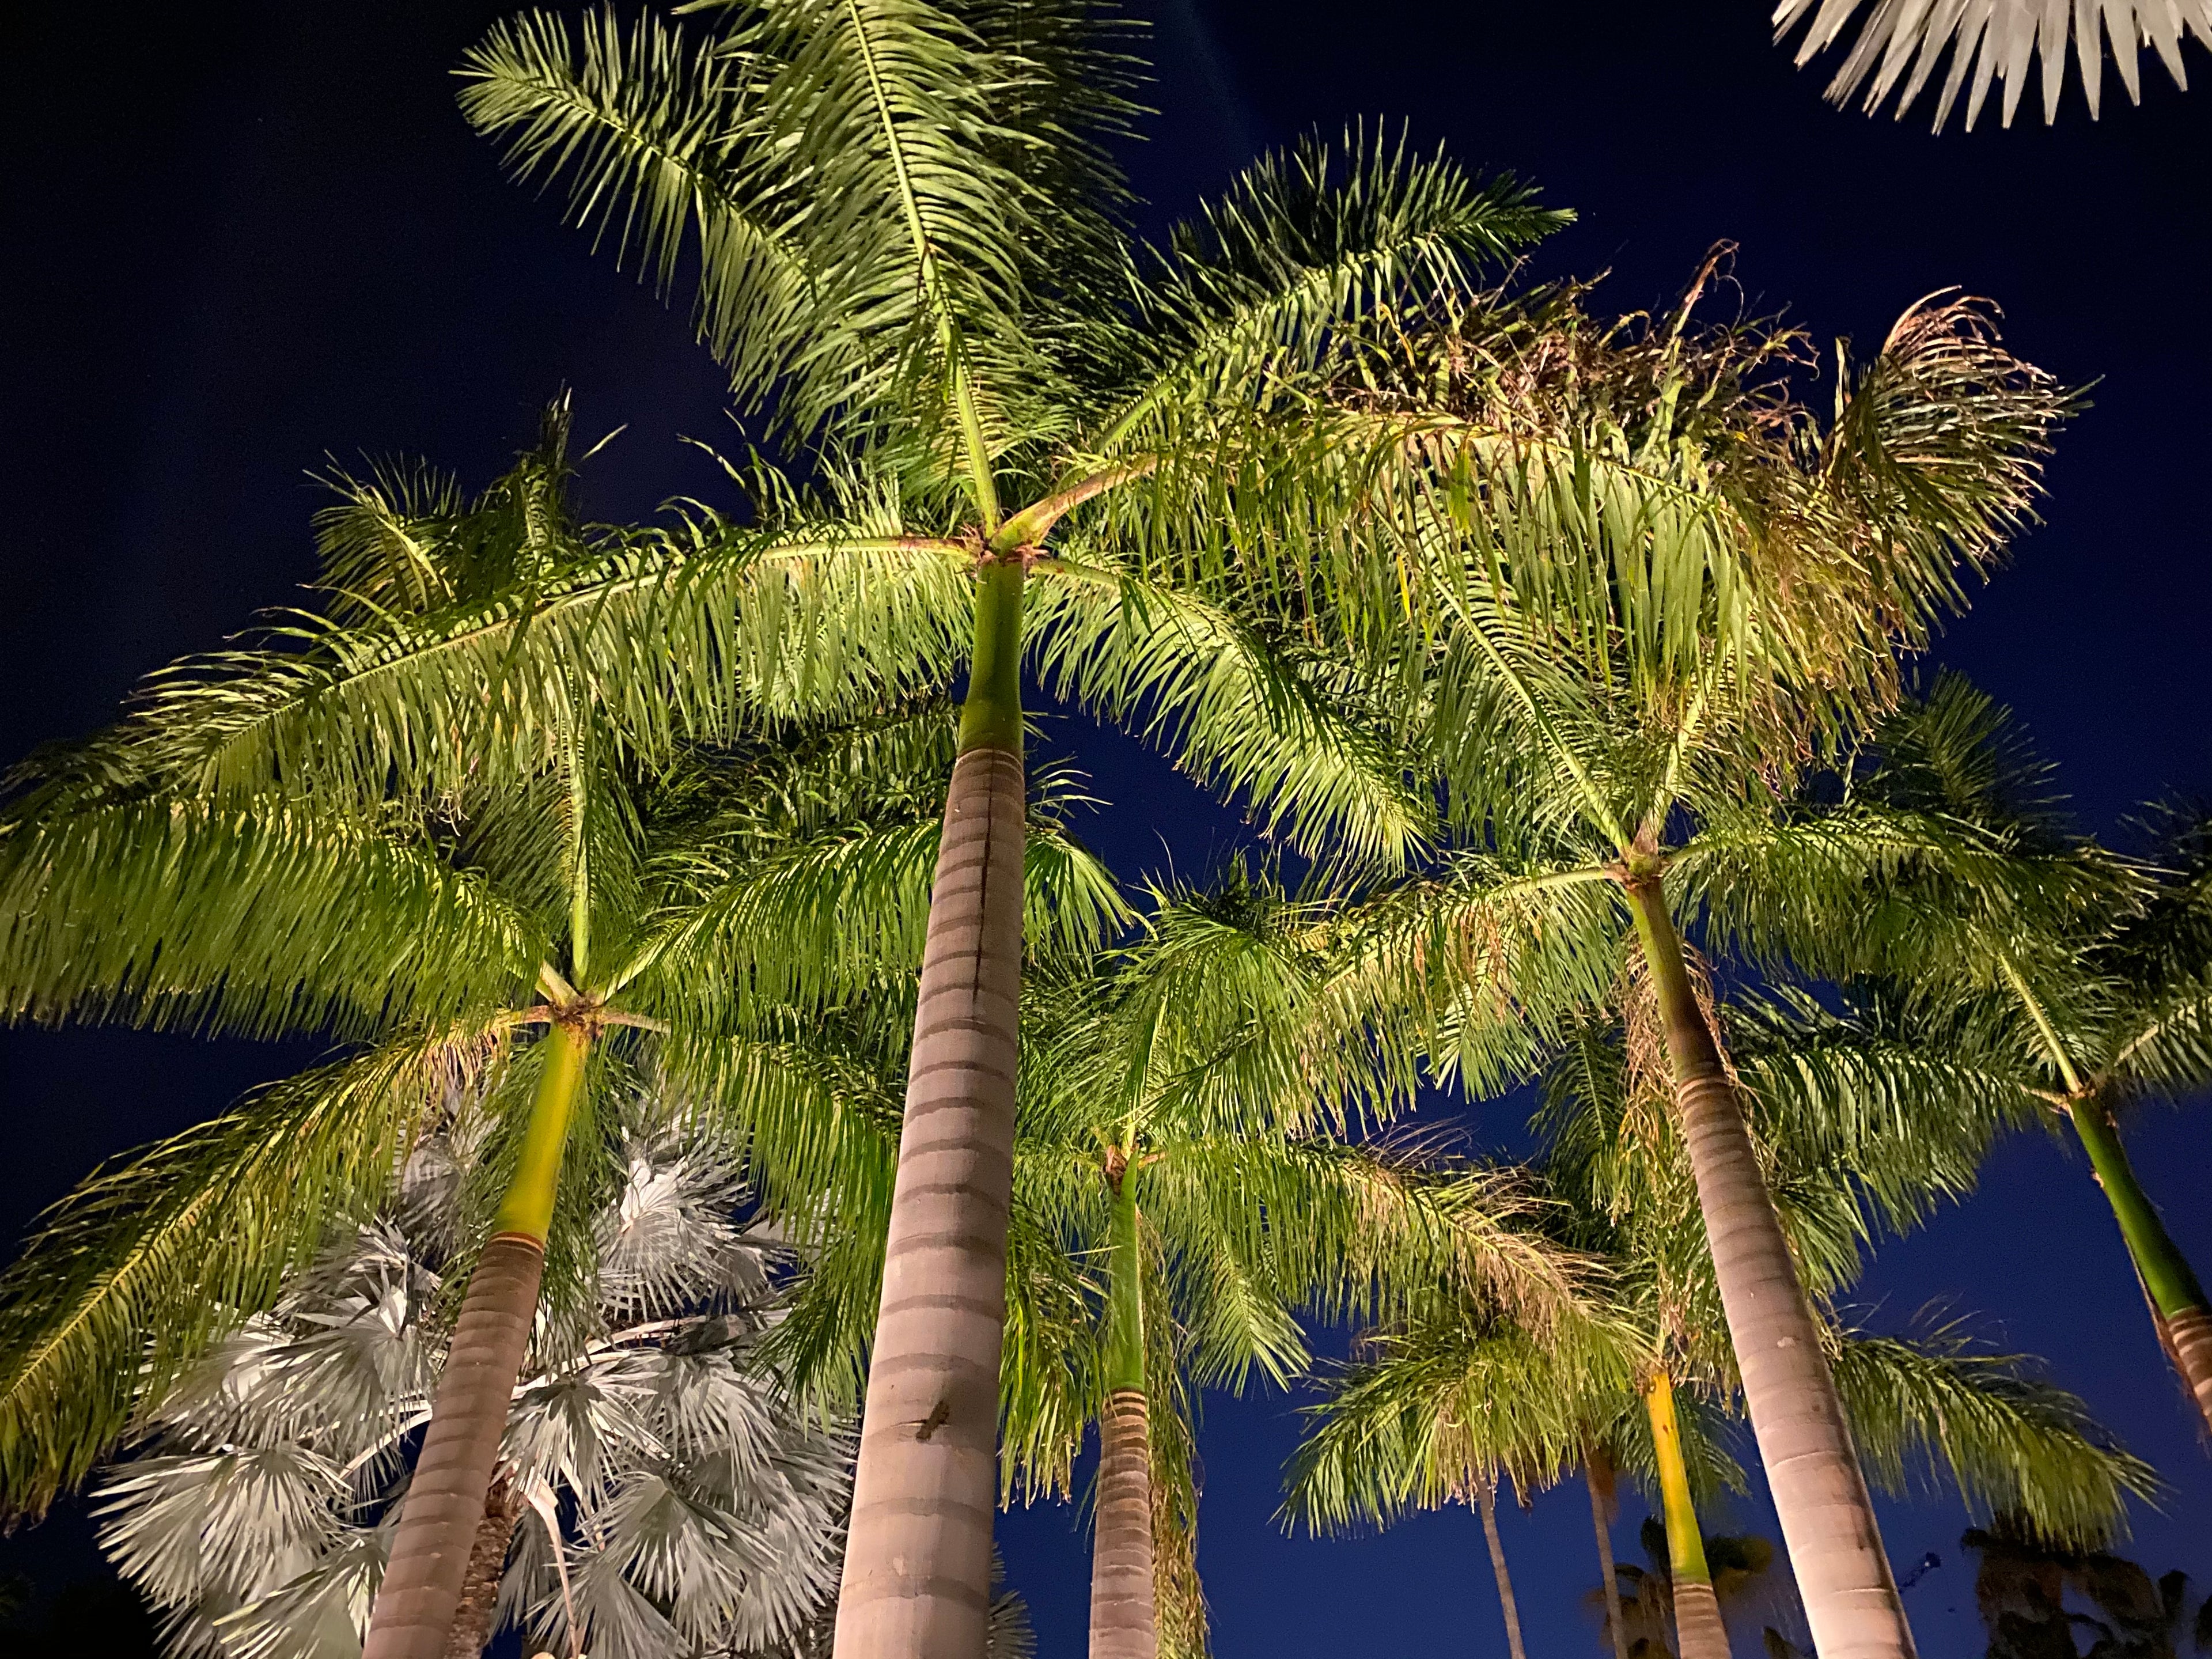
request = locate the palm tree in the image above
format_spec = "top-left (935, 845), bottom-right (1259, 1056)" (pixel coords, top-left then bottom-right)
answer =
top-left (1290, 268), bottom-right (2070, 1659)
top-left (1809, 677), bottom-right (2212, 1433)
top-left (0, 422), bottom-right (1119, 1658)
top-left (1288, 977), bottom-right (2155, 1659)
top-left (97, 1088), bottom-right (851, 1659)
top-left (695, 861), bottom-right (1596, 1659)
top-left (1774, 0), bottom-right (2209, 132)
top-left (1009, 866), bottom-right (1593, 1659)
top-left (12, 12), bottom-right (1583, 1650)
top-left (1604, 1516), bottom-right (1791, 1659)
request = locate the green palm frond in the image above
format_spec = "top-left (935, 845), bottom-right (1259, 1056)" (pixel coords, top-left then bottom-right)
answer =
top-left (1031, 558), bottom-right (1437, 872)
top-left (1285, 1311), bottom-right (1634, 1532)
top-left (0, 1025), bottom-right (497, 1519)
top-left (125, 522), bottom-right (969, 806)
top-left (1087, 126), bottom-right (1563, 451)
top-left (458, 7), bottom-right (820, 418)
top-left (1328, 853), bottom-right (1624, 1100)
top-left (0, 795), bottom-right (544, 1039)
top-left (1832, 1321), bottom-right (2160, 1549)
top-left (312, 457), bottom-right (464, 624)
top-left (1728, 986), bottom-right (2041, 1236)
top-left (461, 0), bottom-right (1078, 488)
top-left (1146, 1139), bottom-right (1590, 1355)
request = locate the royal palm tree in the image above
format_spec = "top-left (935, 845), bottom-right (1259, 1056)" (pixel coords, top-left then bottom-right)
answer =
top-left (1282, 266), bottom-right (2071, 1659)
top-left (1289, 978), bottom-right (2154, 1659)
top-left (0, 422), bottom-right (1119, 1659)
top-left (1775, 676), bottom-right (2212, 1433)
top-left (97, 1089), bottom-right (850, 1659)
top-left (1011, 866), bottom-right (1593, 1659)
top-left (1774, 0), bottom-right (2209, 132)
top-left (688, 862), bottom-right (1596, 1659)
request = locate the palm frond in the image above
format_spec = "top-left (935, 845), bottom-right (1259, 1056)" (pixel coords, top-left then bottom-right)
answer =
top-left (1032, 558), bottom-right (1437, 872)
top-left (1089, 126), bottom-right (1563, 451)
top-left (1777, 0), bottom-right (2208, 131)
top-left (0, 795), bottom-right (544, 1039)
top-left (116, 524), bottom-right (972, 806)
top-left (1832, 1321), bottom-right (2159, 1548)
top-left (0, 1027), bottom-right (494, 1518)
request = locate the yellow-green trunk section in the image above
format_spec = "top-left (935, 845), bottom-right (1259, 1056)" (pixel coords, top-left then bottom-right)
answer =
top-left (2069, 1097), bottom-right (2210, 1319)
top-left (1643, 1370), bottom-right (1713, 1590)
top-left (1105, 1168), bottom-right (1145, 1395)
top-left (958, 561), bottom-right (1025, 755)
top-left (493, 1023), bottom-right (590, 1244)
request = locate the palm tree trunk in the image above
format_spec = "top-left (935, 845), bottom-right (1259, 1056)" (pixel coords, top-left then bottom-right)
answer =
top-left (365, 1021), bottom-right (590, 1659)
top-left (2066, 1095), bottom-right (2212, 1434)
top-left (1091, 1159), bottom-right (1156, 1659)
top-left (1475, 1479), bottom-right (1529, 1659)
top-left (1644, 1369), bottom-right (1729, 1659)
top-left (442, 1474), bottom-right (520, 1659)
top-left (1622, 876), bottom-right (1914, 1659)
top-left (1585, 1445), bottom-right (1631, 1659)
top-left (836, 560), bottom-right (1027, 1659)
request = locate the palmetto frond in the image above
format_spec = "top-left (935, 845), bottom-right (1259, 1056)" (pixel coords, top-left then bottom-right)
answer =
top-left (1777, 0), bottom-right (2209, 131)
top-left (97, 1095), bottom-right (849, 1659)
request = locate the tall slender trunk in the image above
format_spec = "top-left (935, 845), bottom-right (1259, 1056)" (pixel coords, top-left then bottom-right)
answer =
top-left (1474, 1479), bottom-right (1528, 1659)
top-left (1585, 1444), bottom-right (1631, 1659)
top-left (2067, 1094), bottom-right (2212, 1434)
top-left (836, 560), bottom-right (1027, 1659)
top-left (1622, 876), bottom-right (1913, 1659)
top-left (366, 1021), bottom-right (590, 1659)
top-left (1090, 1159), bottom-right (1156, 1659)
top-left (442, 1474), bottom-right (520, 1659)
top-left (1645, 1369), bottom-right (1729, 1659)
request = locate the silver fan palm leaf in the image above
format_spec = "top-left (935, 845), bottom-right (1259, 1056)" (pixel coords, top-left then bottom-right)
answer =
top-left (96, 1095), bottom-right (850, 1659)
top-left (1776, 0), bottom-right (2210, 130)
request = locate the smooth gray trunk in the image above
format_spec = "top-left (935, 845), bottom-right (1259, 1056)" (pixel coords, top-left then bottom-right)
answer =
top-left (833, 744), bottom-right (1025, 1659)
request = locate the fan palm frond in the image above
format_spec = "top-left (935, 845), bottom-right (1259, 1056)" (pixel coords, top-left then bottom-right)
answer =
top-left (1777, 0), bottom-right (2209, 131)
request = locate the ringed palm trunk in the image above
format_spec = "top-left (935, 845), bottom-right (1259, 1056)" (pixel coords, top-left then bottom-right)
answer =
top-left (1090, 1160), bottom-right (1156, 1659)
top-left (1644, 1369), bottom-right (1729, 1659)
top-left (1586, 1443), bottom-right (1631, 1659)
top-left (2066, 1094), bottom-right (2212, 1434)
top-left (836, 560), bottom-right (1027, 1659)
top-left (1622, 875), bottom-right (1914, 1659)
top-left (366, 1021), bottom-right (590, 1659)
top-left (1474, 1478), bottom-right (1529, 1659)
top-left (442, 1475), bottom-right (521, 1659)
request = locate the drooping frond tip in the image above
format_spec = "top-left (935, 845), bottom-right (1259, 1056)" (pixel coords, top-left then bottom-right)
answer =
top-left (1776, 0), bottom-right (2208, 132)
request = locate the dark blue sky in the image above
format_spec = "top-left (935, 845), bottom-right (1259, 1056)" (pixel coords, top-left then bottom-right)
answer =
top-left (3, 2), bottom-right (2208, 1654)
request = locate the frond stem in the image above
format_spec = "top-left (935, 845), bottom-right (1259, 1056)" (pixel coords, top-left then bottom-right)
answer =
top-left (842, 0), bottom-right (1000, 531)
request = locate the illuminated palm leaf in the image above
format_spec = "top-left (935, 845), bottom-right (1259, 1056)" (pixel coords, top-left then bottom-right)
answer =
top-left (1776, 0), bottom-right (2210, 132)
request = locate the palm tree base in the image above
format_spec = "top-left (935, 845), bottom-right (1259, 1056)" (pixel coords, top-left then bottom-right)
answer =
top-left (365, 1234), bottom-right (545, 1659)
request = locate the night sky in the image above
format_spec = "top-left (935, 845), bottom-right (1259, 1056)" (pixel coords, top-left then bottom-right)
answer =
top-left (5, 3), bottom-right (2210, 1656)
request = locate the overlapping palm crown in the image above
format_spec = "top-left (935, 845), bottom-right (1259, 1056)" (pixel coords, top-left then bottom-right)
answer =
top-left (0, 0), bottom-right (2093, 1638)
